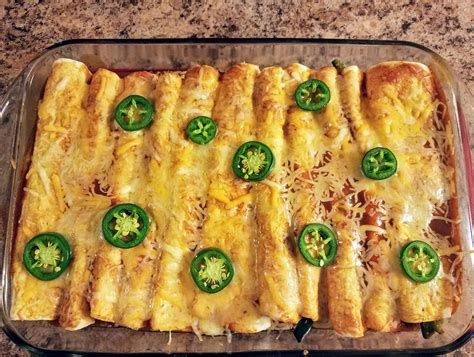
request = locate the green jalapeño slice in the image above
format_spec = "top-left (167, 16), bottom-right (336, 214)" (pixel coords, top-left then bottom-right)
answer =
top-left (400, 240), bottom-right (440, 283)
top-left (102, 203), bottom-right (150, 249)
top-left (361, 147), bottom-right (397, 180)
top-left (232, 141), bottom-right (275, 181)
top-left (115, 95), bottom-right (154, 131)
top-left (295, 79), bottom-right (331, 111)
top-left (298, 223), bottom-right (338, 267)
top-left (23, 232), bottom-right (72, 281)
top-left (186, 116), bottom-right (217, 144)
top-left (190, 248), bottom-right (234, 294)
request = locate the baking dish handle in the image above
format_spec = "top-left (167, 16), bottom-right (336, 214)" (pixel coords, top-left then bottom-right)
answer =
top-left (0, 76), bottom-right (24, 329)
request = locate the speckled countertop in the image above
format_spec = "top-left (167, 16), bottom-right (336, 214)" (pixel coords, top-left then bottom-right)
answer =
top-left (1, 0), bottom-right (472, 355)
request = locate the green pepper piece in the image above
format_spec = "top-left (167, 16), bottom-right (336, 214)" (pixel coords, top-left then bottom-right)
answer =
top-left (294, 317), bottom-right (314, 343)
top-left (232, 141), bottom-right (275, 181)
top-left (102, 203), bottom-right (150, 249)
top-left (421, 320), bottom-right (444, 339)
top-left (361, 147), bottom-right (397, 180)
top-left (298, 223), bottom-right (338, 267)
top-left (115, 95), bottom-right (154, 131)
top-left (186, 116), bottom-right (217, 145)
top-left (190, 248), bottom-right (234, 294)
top-left (400, 240), bottom-right (440, 283)
top-left (294, 79), bottom-right (331, 111)
top-left (23, 232), bottom-right (72, 281)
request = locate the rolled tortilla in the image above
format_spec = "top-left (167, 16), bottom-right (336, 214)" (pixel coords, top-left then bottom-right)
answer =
top-left (192, 64), bottom-right (271, 335)
top-left (151, 66), bottom-right (219, 331)
top-left (12, 59), bottom-right (91, 321)
top-left (254, 66), bottom-right (300, 324)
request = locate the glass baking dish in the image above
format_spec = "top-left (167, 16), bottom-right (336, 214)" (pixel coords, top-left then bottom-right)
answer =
top-left (0, 39), bottom-right (472, 355)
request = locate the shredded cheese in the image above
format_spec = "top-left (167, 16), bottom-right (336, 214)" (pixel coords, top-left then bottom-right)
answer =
top-left (116, 137), bottom-right (143, 156)
top-left (44, 123), bottom-right (68, 134)
top-left (35, 162), bottom-right (52, 197)
top-left (25, 168), bottom-right (35, 180)
top-left (23, 187), bottom-right (40, 198)
top-left (225, 193), bottom-right (253, 209)
top-left (359, 225), bottom-right (387, 236)
top-left (191, 320), bottom-right (204, 342)
top-left (208, 188), bottom-right (231, 205)
top-left (51, 174), bottom-right (66, 212)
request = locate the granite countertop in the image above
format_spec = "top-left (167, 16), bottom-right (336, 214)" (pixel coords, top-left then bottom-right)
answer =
top-left (0, 1), bottom-right (472, 355)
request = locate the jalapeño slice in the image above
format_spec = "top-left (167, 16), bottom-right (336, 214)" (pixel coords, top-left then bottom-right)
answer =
top-left (232, 141), bottom-right (275, 181)
top-left (298, 223), bottom-right (338, 267)
top-left (186, 116), bottom-right (217, 144)
top-left (361, 147), bottom-right (397, 180)
top-left (400, 240), bottom-right (440, 283)
top-left (23, 232), bottom-right (72, 281)
top-left (115, 95), bottom-right (154, 131)
top-left (186, 116), bottom-right (217, 145)
top-left (190, 248), bottom-right (234, 294)
top-left (102, 203), bottom-right (150, 249)
top-left (295, 79), bottom-right (331, 111)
